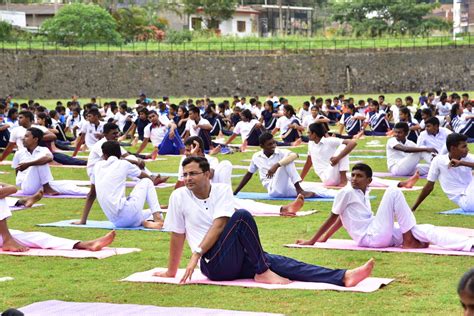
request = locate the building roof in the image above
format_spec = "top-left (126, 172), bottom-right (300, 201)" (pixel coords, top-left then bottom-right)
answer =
top-left (0, 4), bottom-right (64, 15)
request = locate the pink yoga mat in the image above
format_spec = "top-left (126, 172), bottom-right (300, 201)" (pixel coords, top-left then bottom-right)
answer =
top-left (10, 204), bottom-right (43, 211)
top-left (65, 180), bottom-right (174, 189)
top-left (0, 247), bottom-right (141, 259)
top-left (11, 192), bottom-right (87, 199)
top-left (301, 181), bottom-right (421, 191)
top-left (156, 209), bottom-right (318, 217)
top-left (122, 268), bottom-right (393, 293)
top-left (285, 239), bottom-right (474, 257)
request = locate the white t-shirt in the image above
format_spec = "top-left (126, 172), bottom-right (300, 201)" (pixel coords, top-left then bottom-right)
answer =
top-left (9, 126), bottom-right (27, 149)
top-left (233, 120), bottom-right (259, 141)
top-left (80, 121), bottom-right (105, 149)
top-left (391, 106), bottom-right (400, 123)
top-left (251, 106), bottom-right (262, 119)
top-left (114, 112), bottom-right (129, 131)
top-left (298, 108), bottom-right (310, 121)
top-left (417, 127), bottom-right (452, 154)
top-left (427, 154), bottom-right (474, 205)
top-left (92, 156), bottom-right (142, 223)
top-left (12, 146), bottom-right (53, 186)
top-left (275, 115), bottom-right (299, 134)
top-left (143, 123), bottom-right (168, 147)
top-left (308, 137), bottom-right (344, 178)
top-left (331, 186), bottom-right (374, 244)
top-left (164, 183), bottom-right (235, 252)
top-left (87, 137), bottom-right (127, 178)
top-left (249, 149), bottom-right (291, 188)
top-left (185, 118), bottom-right (211, 137)
top-left (386, 137), bottom-right (417, 169)
top-left (66, 115), bottom-right (81, 130)
top-left (177, 154), bottom-right (219, 181)
top-left (436, 102), bottom-right (452, 117)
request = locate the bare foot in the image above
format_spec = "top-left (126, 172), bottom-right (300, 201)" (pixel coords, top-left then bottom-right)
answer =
top-left (75, 231), bottom-right (116, 251)
top-left (291, 138), bottom-right (302, 146)
top-left (42, 184), bottom-right (59, 196)
top-left (398, 170), bottom-right (420, 189)
top-left (143, 220), bottom-right (163, 230)
top-left (153, 176), bottom-right (170, 186)
top-left (2, 238), bottom-right (29, 252)
top-left (254, 269), bottom-right (291, 285)
top-left (240, 142), bottom-right (248, 152)
top-left (23, 189), bottom-right (44, 208)
top-left (298, 190), bottom-right (315, 198)
top-left (280, 194), bottom-right (304, 216)
top-left (402, 230), bottom-right (429, 249)
top-left (343, 258), bottom-right (375, 287)
top-left (209, 145), bottom-right (222, 155)
top-left (295, 239), bottom-right (314, 246)
top-left (353, 131), bottom-right (364, 140)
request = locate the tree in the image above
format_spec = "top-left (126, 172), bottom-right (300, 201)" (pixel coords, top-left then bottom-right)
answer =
top-left (41, 3), bottom-right (122, 45)
top-left (113, 7), bottom-right (148, 42)
top-left (183, 0), bottom-right (238, 30)
top-left (331, 0), bottom-right (451, 37)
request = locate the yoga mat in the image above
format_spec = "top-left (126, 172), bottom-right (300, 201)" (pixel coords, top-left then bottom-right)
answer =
top-left (285, 240), bottom-right (474, 257)
top-left (349, 155), bottom-right (386, 159)
top-left (10, 204), bottom-right (44, 211)
top-left (301, 182), bottom-right (422, 191)
top-left (439, 209), bottom-right (474, 216)
top-left (122, 268), bottom-right (393, 293)
top-left (235, 192), bottom-right (376, 202)
top-left (62, 180), bottom-right (175, 189)
top-left (372, 172), bottom-right (427, 179)
top-left (252, 210), bottom-right (319, 217)
top-left (11, 192), bottom-right (87, 199)
top-left (354, 149), bottom-right (385, 153)
top-left (0, 277), bottom-right (13, 282)
top-left (0, 247), bottom-right (141, 259)
top-left (18, 300), bottom-right (282, 316)
top-left (37, 220), bottom-right (166, 231)
top-left (0, 171), bottom-right (9, 174)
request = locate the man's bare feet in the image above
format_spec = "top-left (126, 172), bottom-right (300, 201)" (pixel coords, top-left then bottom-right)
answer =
top-left (42, 184), bottom-right (59, 196)
top-left (343, 258), bottom-right (375, 287)
top-left (254, 269), bottom-right (291, 285)
top-left (153, 176), bottom-right (170, 186)
top-left (398, 171), bottom-right (420, 189)
top-left (143, 220), bottom-right (164, 230)
top-left (2, 238), bottom-right (29, 252)
top-left (209, 145), bottom-right (222, 155)
top-left (291, 138), bottom-right (302, 147)
top-left (280, 194), bottom-right (305, 216)
top-left (402, 230), bottom-right (429, 249)
top-left (22, 190), bottom-right (44, 208)
top-left (298, 190), bottom-right (315, 198)
top-left (74, 231), bottom-right (116, 251)
top-left (240, 142), bottom-right (248, 153)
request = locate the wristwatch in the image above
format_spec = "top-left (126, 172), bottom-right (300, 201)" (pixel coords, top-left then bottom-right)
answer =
top-left (193, 247), bottom-right (203, 256)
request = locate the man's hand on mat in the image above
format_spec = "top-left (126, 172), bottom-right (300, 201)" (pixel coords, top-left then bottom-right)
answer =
top-left (71, 220), bottom-right (86, 225)
top-left (295, 239), bottom-right (315, 246)
top-left (180, 253), bottom-right (200, 284)
top-left (153, 270), bottom-right (175, 278)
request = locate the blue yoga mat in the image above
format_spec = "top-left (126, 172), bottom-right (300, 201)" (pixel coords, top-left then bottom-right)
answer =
top-left (235, 192), bottom-right (375, 202)
top-left (349, 155), bottom-right (386, 159)
top-left (439, 209), bottom-right (474, 216)
top-left (158, 172), bottom-right (243, 178)
top-left (37, 220), bottom-right (167, 231)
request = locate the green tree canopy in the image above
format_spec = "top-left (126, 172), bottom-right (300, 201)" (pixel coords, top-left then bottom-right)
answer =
top-left (113, 7), bottom-right (148, 42)
top-left (41, 3), bottom-right (122, 45)
top-left (332, 0), bottom-right (451, 37)
top-left (183, 0), bottom-right (238, 29)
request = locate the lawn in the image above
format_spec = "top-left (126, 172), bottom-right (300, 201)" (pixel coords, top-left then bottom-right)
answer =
top-left (0, 97), bottom-right (472, 315)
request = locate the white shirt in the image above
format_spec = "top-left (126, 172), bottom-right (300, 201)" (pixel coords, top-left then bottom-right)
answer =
top-left (249, 149), bottom-right (291, 188)
top-left (427, 154), bottom-right (474, 205)
top-left (391, 106), bottom-right (400, 123)
top-left (275, 115), bottom-right (299, 134)
top-left (80, 121), bottom-right (105, 149)
top-left (9, 126), bottom-right (27, 149)
top-left (298, 108), bottom-right (311, 121)
top-left (12, 146), bottom-right (53, 186)
top-left (436, 102), bottom-right (452, 116)
top-left (185, 118), bottom-right (210, 137)
top-left (87, 137), bottom-right (127, 178)
top-left (177, 154), bottom-right (219, 181)
top-left (308, 138), bottom-right (344, 177)
top-left (164, 183), bottom-right (235, 252)
top-left (386, 137), bottom-right (417, 169)
top-left (417, 127), bottom-right (452, 154)
top-left (92, 156), bottom-right (142, 222)
top-left (233, 120), bottom-right (259, 141)
top-left (114, 112), bottom-right (129, 131)
top-left (251, 106), bottom-right (262, 119)
top-left (331, 186), bottom-right (374, 244)
top-left (66, 115), bottom-right (81, 130)
top-left (143, 121), bottom-right (168, 147)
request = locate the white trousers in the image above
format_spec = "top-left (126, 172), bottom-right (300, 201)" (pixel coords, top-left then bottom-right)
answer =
top-left (212, 160), bottom-right (233, 186)
top-left (233, 197), bottom-right (281, 213)
top-left (359, 187), bottom-right (473, 251)
top-left (318, 146), bottom-right (350, 186)
top-left (113, 178), bottom-right (161, 228)
top-left (389, 152), bottom-right (429, 176)
top-left (1, 229), bottom-right (78, 250)
top-left (458, 179), bottom-right (474, 212)
top-left (266, 162), bottom-right (302, 197)
top-left (18, 165), bottom-right (89, 195)
top-left (0, 199), bottom-right (12, 221)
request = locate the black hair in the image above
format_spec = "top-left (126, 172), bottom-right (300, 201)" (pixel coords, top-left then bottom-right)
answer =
top-left (19, 110), bottom-right (34, 122)
top-left (7, 108), bottom-right (17, 119)
top-left (450, 103), bottom-right (460, 118)
top-left (182, 156), bottom-right (210, 172)
top-left (458, 269), bottom-right (474, 295)
top-left (241, 109), bottom-right (253, 121)
top-left (87, 108), bottom-right (100, 117)
top-left (425, 117), bottom-right (440, 126)
top-left (308, 122), bottom-right (326, 138)
top-left (177, 106), bottom-right (189, 118)
top-left (188, 106), bottom-right (200, 115)
top-left (258, 132), bottom-right (274, 146)
top-left (352, 163), bottom-right (373, 178)
top-left (446, 133), bottom-right (468, 151)
top-left (103, 122), bottom-right (119, 134)
top-left (283, 104), bottom-right (296, 116)
top-left (184, 136), bottom-right (204, 150)
top-left (421, 108), bottom-right (433, 117)
top-left (101, 141), bottom-right (121, 159)
top-left (394, 122), bottom-right (409, 134)
top-left (27, 127), bottom-right (44, 143)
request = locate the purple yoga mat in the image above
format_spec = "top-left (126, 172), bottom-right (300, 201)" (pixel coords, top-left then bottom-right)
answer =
top-left (11, 192), bottom-right (87, 199)
top-left (0, 247), bottom-right (141, 259)
top-left (19, 300), bottom-right (282, 316)
top-left (122, 268), bottom-right (393, 293)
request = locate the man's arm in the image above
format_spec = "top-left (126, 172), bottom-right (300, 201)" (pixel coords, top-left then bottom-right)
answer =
top-left (412, 181), bottom-right (435, 211)
top-left (0, 183), bottom-right (17, 199)
top-left (197, 121), bottom-right (212, 131)
top-left (42, 130), bottom-right (57, 142)
top-left (135, 138), bottom-right (150, 155)
top-left (319, 217), bottom-right (343, 242)
top-left (153, 232), bottom-right (186, 278)
top-left (180, 217), bottom-right (229, 283)
top-left (233, 172), bottom-right (253, 195)
top-left (0, 142), bottom-right (16, 161)
top-left (224, 134), bottom-right (238, 145)
top-left (393, 144), bottom-right (436, 154)
top-left (296, 213), bottom-right (340, 245)
top-left (72, 185), bottom-right (96, 225)
top-left (450, 159), bottom-right (474, 169)
top-left (330, 139), bottom-right (357, 165)
top-left (16, 154), bottom-right (53, 172)
top-left (72, 134), bottom-right (85, 157)
top-left (299, 155), bottom-right (313, 180)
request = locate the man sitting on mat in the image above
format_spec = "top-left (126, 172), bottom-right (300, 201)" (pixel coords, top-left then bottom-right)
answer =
top-left (0, 182), bottom-right (115, 252)
top-left (297, 163), bottom-right (473, 252)
top-left (155, 156), bottom-right (375, 286)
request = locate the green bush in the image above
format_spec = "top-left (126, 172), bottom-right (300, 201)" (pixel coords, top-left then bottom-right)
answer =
top-left (165, 29), bottom-right (193, 44)
top-left (41, 3), bottom-right (122, 46)
top-left (0, 21), bottom-right (12, 40)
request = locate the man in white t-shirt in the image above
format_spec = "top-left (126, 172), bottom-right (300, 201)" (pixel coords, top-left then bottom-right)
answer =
top-left (72, 108), bottom-right (105, 157)
top-left (416, 117), bottom-right (452, 160)
top-left (386, 122), bottom-right (437, 176)
top-left (413, 133), bottom-right (474, 212)
top-left (184, 107), bottom-right (213, 151)
top-left (155, 156), bottom-right (375, 286)
top-left (234, 133), bottom-right (336, 198)
top-left (92, 141), bottom-right (163, 229)
top-left (297, 163), bottom-right (473, 252)
top-left (224, 109), bottom-right (262, 148)
top-left (12, 128), bottom-right (89, 196)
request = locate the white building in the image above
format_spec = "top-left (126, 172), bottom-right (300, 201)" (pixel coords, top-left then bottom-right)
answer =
top-left (0, 10), bottom-right (26, 27)
top-left (453, 0), bottom-right (474, 35)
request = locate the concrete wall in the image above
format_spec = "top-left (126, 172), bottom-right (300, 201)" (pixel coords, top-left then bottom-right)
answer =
top-left (1, 48), bottom-right (473, 98)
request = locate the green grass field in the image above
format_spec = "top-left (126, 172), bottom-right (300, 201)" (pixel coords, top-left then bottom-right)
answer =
top-left (1, 95), bottom-right (473, 315)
